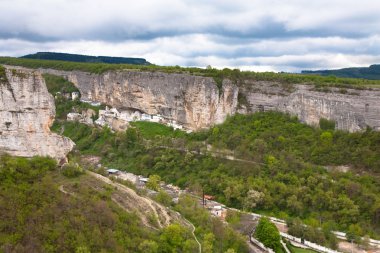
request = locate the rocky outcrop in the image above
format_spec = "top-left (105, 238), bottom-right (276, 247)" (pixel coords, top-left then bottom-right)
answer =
top-left (0, 66), bottom-right (74, 161)
top-left (37, 68), bottom-right (380, 132)
top-left (41, 69), bottom-right (239, 130)
top-left (239, 82), bottom-right (380, 132)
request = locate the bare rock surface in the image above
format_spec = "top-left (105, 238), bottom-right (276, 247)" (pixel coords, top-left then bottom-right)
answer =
top-left (0, 66), bottom-right (74, 161)
top-left (36, 68), bottom-right (380, 132)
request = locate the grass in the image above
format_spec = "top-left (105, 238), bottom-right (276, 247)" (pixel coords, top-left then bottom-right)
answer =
top-left (43, 73), bottom-right (79, 94)
top-left (0, 65), bottom-right (7, 84)
top-left (130, 121), bottom-right (186, 139)
top-left (287, 243), bottom-right (318, 253)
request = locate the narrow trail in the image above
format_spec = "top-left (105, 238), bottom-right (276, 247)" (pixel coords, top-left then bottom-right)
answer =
top-left (58, 185), bottom-right (75, 197)
top-left (154, 145), bottom-right (266, 166)
top-left (87, 171), bottom-right (171, 229)
top-left (174, 211), bottom-right (201, 253)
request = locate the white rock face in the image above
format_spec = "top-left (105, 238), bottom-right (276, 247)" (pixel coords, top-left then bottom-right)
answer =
top-left (38, 68), bottom-right (380, 132)
top-left (241, 83), bottom-right (380, 132)
top-left (0, 66), bottom-right (74, 161)
top-left (41, 69), bottom-right (239, 130)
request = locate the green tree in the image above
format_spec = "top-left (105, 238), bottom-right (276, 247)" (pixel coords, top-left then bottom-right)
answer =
top-left (146, 174), bottom-right (161, 191)
top-left (160, 223), bottom-right (189, 253)
top-left (346, 224), bottom-right (363, 244)
top-left (138, 240), bottom-right (158, 253)
top-left (203, 233), bottom-right (215, 253)
top-left (243, 190), bottom-right (265, 210)
top-left (254, 217), bottom-right (282, 252)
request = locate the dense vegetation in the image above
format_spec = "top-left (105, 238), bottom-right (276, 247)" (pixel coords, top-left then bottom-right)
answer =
top-left (52, 111), bottom-right (380, 245)
top-left (43, 73), bottom-right (79, 94)
top-left (22, 52), bottom-right (150, 65)
top-left (173, 195), bottom-right (248, 253)
top-left (206, 112), bottom-right (380, 173)
top-left (2, 57), bottom-right (380, 89)
top-left (43, 74), bottom-right (103, 120)
top-left (254, 217), bottom-right (282, 252)
top-left (1, 155), bottom-right (195, 252)
top-left (303, 64), bottom-right (380, 80)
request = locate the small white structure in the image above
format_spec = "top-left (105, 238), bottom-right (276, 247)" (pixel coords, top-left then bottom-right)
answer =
top-left (168, 120), bottom-right (183, 130)
top-left (107, 168), bottom-right (120, 175)
top-left (72, 92), bottom-right (80, 100)
top-left (139, 177), bottom-right (149, 184)
top-left (151, 114), bottom-right (164, 123)
top-left (67, 112), bottom-right (81, 121)
top-left (141, 113), bottom-right (153, 121)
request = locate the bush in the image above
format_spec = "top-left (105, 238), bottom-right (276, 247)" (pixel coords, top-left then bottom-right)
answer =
top-left (319, 118), bottom-right (336, 130)
top-left (62, 163), bottom-right (84, 178)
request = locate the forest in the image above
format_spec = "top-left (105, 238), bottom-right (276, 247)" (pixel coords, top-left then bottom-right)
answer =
top-left (52, 111), bottom-right (380, 246)
top-left (0, 154), bottom-right (248, 252)
top-left (303, 64), bottom-right (380, 80)
top-left (42, 73), bottom-right (380, 247)
top-left (21, 52), bottom-right (150, 65)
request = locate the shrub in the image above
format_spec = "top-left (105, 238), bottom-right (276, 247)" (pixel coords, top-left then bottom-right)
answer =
top-left (62, 163), bottom-right (84, 178)
top-left (319, 118), bottom-right (336, 130)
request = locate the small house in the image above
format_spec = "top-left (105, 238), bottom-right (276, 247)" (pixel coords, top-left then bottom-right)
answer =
top-left (107, 168), bottom-right (120, 175)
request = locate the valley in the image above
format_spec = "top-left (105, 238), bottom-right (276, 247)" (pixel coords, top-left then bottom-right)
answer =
top-left (1, 60), bottom-right (380, 252)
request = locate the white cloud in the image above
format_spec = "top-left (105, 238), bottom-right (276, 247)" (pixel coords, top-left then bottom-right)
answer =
top-left (1, 0), bottom-right (380, 71)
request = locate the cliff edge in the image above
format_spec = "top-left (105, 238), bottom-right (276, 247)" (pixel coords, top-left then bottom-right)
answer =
top-left (40, 68), bottom-right (380, 132)
top-left (0, 66), bottom-right (74, 161)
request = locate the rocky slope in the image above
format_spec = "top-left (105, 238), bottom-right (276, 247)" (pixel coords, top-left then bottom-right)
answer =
top-left (40, 68), bottom-right (380, 132)
top-left (0, 66), bottom-right (74, 161)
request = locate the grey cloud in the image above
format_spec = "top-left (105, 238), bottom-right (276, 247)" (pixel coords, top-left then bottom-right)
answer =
top-left (1, 0), bottom-right (380, 71)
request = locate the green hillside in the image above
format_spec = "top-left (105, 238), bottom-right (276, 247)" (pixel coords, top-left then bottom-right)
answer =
top-left (21, 52), bottom-right (150, 65)
top-left (302, 64), bottom-right (380, 80)
top-left (2, 56), bottom-right (380, 90)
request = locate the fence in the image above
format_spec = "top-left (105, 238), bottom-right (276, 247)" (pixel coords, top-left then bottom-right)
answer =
top-left (281, 233), bottom-right (341, 253)
top-left (249, 235), bottom-right (275, 253)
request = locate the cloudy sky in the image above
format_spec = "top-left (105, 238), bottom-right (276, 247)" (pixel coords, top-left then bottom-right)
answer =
top-left (1, 0), bottom-right (380, 72)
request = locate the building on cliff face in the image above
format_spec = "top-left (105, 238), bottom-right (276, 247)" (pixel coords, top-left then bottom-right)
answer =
top-left (0, 66), bottom-right (74, 161)
top-left (19, 67), bottom-right (380, 133)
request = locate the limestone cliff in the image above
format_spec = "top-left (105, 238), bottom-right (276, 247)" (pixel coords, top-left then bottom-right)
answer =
top-left (41, 69), bottom-right (238, 130)
top-left (239, 81), bottom-right (380, 132)
top-left (38, 68), bottom-right (380, 132)
top-left (0, 66), bottom-right (74, 161)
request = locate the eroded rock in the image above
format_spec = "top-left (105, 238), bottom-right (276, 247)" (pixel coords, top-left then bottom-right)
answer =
top-left (0, 66), bottom-right (74, 161)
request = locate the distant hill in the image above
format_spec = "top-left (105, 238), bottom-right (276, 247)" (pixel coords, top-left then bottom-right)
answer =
top-left (302, 64), bottom-right (380, 80)
top-left (21, 52), bottom-right (150, 65)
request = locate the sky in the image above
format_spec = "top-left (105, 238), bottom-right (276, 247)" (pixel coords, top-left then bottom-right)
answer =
top-left (1, 0), bottom-right (380, 72)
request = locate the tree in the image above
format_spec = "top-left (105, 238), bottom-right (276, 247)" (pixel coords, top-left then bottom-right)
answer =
top-left (203, 233), bottom-right (215, 253)
top-left (160, 223), bottom-right (189, 252)
top-left (146, 174), bottom-right (161, 191)
top-left (254, 217), bottom-right (282, 252)
top-left (287, 218), bottom-right (305, 238)
top-left (346, 224), bottom-right (363, 244)
top-left (243, 190), bottom-right (264, 210)
top-left (138, 240), bottom-right (158, 253)
top-left (155, 190), bottom-right (173, 207)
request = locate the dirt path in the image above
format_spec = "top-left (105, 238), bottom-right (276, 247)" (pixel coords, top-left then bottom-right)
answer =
top-left (181, 214), bottom-right (202, 253)
top-left (87, 171), bottom-right (172, 229)
top-left (58, 185), bottom-right (75, 197)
